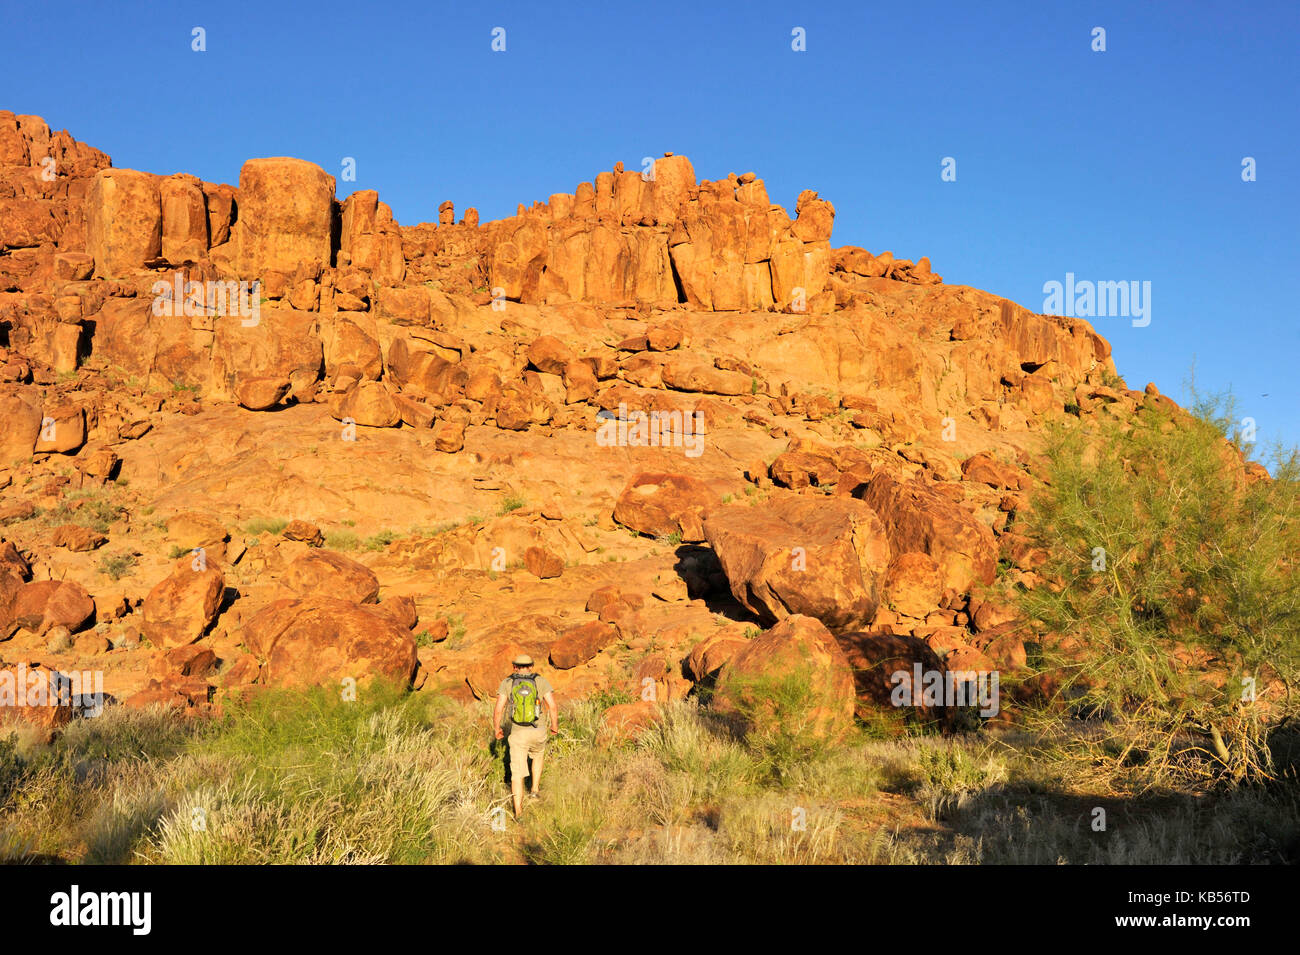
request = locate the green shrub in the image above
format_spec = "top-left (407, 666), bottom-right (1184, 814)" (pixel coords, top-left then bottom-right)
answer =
top-left (589, 686), bottom-right (635, 710)
top-left (720, 661), bottom-right (832, 784)
top-left (1015, 393), bottom-right (1300, 782)
top-left (364, 530), bottom-right (397, 551)
top-left (243, 517), bottom-right (288, 537)
top-left (445, 615), bottom-right (467, 647)
top-left (97, 553), bottom-right (137, 581)
top-left (325, 531), bottom-right (360, 551)
top-left (0, 733), bottom-right (27, 813)
top-left (42, 492), bottom-right (125, 533)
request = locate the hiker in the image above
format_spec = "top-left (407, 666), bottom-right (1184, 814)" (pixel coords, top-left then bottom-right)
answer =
top-left (493, 654), bottom-right (558, 820)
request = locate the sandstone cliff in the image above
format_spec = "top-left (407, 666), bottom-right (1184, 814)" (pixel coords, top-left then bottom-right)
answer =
top-left (0, 111), bottom-right (1180, 728)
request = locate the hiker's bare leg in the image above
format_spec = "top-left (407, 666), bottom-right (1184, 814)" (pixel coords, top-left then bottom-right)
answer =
top-left (530, 751), bottom-right (545, 794)
top-left (511, 776), bottom-right (525, 818)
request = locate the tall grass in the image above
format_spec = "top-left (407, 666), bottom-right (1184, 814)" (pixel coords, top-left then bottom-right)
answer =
top-left (6, 692), bottom-right (1296, 864)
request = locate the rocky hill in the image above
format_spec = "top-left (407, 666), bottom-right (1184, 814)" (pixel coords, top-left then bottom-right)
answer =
top-left (0, 109), bottom-right (1198, 738)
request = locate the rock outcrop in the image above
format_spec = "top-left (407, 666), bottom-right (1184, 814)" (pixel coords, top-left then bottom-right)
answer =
top-left (713, 615), bottom-right (856, 741)
top-left (705, 496), bottom-right (891, 631)
top-left (0, 109), bottom-right (1188, 735)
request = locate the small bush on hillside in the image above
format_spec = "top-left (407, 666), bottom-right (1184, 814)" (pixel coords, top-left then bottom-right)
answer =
top-left (97, 553), bottom-right (138, 581)
top-left (243, 517), bottom-right (288, 537)
top-left (1015, 392), bottom-right (1300, 783)
top-left (720, 662), bottom-right (833, 784)
top-left (364, 530), bottom-right (397, 551)
top-left (325, 531), bottom-right (360, 551)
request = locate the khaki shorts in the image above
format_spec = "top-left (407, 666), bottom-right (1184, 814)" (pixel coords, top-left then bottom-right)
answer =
top-left (507, 722), bottom-right (547, 779)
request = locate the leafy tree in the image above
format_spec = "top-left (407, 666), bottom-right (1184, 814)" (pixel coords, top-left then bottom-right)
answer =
top-left (1015, 393), bottom-right (1300, 782)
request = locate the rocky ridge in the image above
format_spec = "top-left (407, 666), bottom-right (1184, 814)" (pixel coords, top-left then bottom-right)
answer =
top-left (0, 110), bottom-right (1213, 738)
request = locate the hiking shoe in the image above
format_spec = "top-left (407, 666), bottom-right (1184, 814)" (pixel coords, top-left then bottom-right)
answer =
top-left (529, 791), bottom-right (541, 801)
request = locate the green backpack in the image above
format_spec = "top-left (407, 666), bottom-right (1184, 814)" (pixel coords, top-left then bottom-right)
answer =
top-left (509, 674), bottom-right (541, 726)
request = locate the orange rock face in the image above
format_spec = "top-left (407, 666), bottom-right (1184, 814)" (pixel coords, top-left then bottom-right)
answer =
top-left (837, 632), bottom-right (951, 729)
top-left (86, 169), bottom-right (161, 278)
top-left (220, 157), bottom-right (336, 279)
top-left (0, 110), bottom-right (1190, 735)
top-left (855, 472), bottom-right (998, 595)
top-left (613, 472), bottom-right (719, 542)
top-left (883, 552), bottom-right (944, 619)
top-left (239, 597), bottom-right (417, 690)
top-left (705, 497), bottom-right (891, 632)
top-left (550, 620), bottom-right (617, 669)
top-left (280, 550), bottom-right (380, 604)
top-left (142, 556), bottom-right (225, 648)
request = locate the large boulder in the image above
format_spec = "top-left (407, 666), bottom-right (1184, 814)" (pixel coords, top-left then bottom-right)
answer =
top-left (683, 632), bottom-right (750, 680)
top-left (210, 304), bottom-right (323, 402)
top-left (227, 157), bottom-right (335, 278)
top-left (39, 581), bottom-right (96, 635)
top-left (0, 390), bottom-right (41, 464)
top-left (280, 550), bottom-right (380, 604)
top-left (598, 700), bottom-right (664, 743)
top-left (32, 402), bottom-right (86, 454)
top-left (141, 556), bottom-right (225, 648)
top-left (0, 664), bottom-right (74, 743)
top-left (882, 552), bottom-right (944, 619)
top-left (494, 382), bottom-right (554, 431)
top-left (159, 173), bottom-right (209, 263)
top-left (6, 580), bottom-right (59, 634)
top-left (855, 472), bottom-right (997, 595)
top-left (613, 472), bottom-right (719, 542)
top-left (87, 296), bottom-right (209, 389)
top-left (85, 168), bottom-right (162, 278)
top-left (526, 335), bottom-right (575, 375)
top-left (0, 543), bottom-right (32, 639)
top-left (328, 380), bottom-right (401, 428)
top-left (339, 190), bottom-right (406, 286)
top-left (660, 359), bottom-right (751, 395)
top-left (240, 597), bottom-right (417, 690)
top-left (164, 512), bottom-right (230, 562)
top-left (6, 580), bottom-right (94, 636)
top-left (549, 620), bottom-right (617, 670)
top-left (713, 615), bottom-right (855, 741)
top-left (236, 376), bottom-right (291, 411)
top-left (323, 316), bottom-right (382, 382)
top-left (385, 335), bottom-right (467, 404)
top-left (704, 496), bottom-right (891, 631)
top-left (837, 631), bottom-right (951, 729)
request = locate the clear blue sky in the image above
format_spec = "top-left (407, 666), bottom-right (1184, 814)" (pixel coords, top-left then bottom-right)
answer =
top-left (4, 0), bottom-right (1297, 448)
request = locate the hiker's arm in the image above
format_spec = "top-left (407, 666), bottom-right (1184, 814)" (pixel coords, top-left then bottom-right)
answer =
top-left (544, 692), bottom-right (558, 733)
top-left (492, 694), bottom-right (506, 739)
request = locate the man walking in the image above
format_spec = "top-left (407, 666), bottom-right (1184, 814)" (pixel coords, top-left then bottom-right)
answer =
top-left (493, 654), bottom-right (558, 820)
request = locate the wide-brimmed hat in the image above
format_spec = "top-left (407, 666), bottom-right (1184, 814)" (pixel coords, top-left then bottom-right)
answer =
top-left (511, 654), bottom-right (534, 667)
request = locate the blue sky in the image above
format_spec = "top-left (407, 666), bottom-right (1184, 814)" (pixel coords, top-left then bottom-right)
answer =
top-left (4, 0), bottom-right (1297, 447)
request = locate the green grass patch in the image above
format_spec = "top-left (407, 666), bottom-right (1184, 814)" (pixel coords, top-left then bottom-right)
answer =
top-left (242, 517), bottom-right (289, 537)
